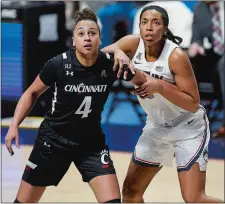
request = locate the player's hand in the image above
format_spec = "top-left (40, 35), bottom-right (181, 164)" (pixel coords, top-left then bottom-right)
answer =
top-left (5, 126), bottom-right (20, 156)
top-left (113, 49), bottom-right (135, 79)
top-left (188, 43), bottom-right (205, 58)
top-left (131, 72), bottom-right (163, 98)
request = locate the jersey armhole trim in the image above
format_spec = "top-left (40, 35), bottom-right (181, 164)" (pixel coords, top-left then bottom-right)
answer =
top-left (129, 35), bottom-right (141, 59)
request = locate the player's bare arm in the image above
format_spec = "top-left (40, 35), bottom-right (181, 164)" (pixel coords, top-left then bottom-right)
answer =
top-left (130, 69), bottom-right (147, 86)
top-left (101, 34), bottom-right (140, 56)
top-left (160, 48), bottom-right (200, 112)
top-left (121, 64), bottom-right (147, 86)
top-left (5, 75), bottom-right (49, 155)
top-left (102, 35), bottom-right (140, 78)
top-left (132, 48), bottom-right (200, 112)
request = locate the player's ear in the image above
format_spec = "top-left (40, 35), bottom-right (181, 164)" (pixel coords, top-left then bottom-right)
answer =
top-left (164, 26), bottom-right (168, 36)
top-left (72, 37), bottom-right (76, 47)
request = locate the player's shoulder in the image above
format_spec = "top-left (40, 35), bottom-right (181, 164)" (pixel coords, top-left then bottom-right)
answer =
top-left (170, 46), bottom-right (187, 60)
top-left (99, 51), bottom-right (114, 61)
top-left (46, 49), bottom-right (73, 69)
top-left (46, 52), bottom-right (64, 67)
top-left (98, 51), bottom-right (114, 67)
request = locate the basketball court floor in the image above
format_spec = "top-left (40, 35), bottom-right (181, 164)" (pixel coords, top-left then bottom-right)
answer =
top-left (1, 98), bottom-right (224, 202)
top-left (1, 144), bottom-right (224, 203)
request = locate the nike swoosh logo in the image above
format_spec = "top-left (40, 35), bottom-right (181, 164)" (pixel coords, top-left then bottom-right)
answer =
top-left (134, 61), bottom-right (141, 64)
top-left (187, 119), bottom-right (195, 124)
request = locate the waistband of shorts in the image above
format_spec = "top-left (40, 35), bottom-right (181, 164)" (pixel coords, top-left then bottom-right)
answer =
top-left (38, 120), bottom-right (106, 149)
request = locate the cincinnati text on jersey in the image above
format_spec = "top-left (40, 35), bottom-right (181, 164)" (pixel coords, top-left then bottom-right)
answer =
top-left (64, 83), bottom-right (108, 93)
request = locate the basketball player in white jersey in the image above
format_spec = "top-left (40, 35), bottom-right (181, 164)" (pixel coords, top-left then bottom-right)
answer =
top-left (102, 5), bottom-right (223, 203)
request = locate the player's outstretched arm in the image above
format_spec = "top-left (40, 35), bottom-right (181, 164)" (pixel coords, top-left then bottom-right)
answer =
top-left (102, 35), bottom-right (140, 79)
top-left (115, 63), bottom-right (146, 86)
top-left (5, 75), bottom-right (49, 156)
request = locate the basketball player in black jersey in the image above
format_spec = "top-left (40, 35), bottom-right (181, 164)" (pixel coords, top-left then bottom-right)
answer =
top-left (4, 8), bottom-right (146, 203)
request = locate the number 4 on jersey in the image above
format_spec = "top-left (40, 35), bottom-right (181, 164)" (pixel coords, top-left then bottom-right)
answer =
top-left (75, 96), bottom-right (92, 118)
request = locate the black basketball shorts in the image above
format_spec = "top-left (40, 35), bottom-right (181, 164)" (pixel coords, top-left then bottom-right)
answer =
top-left (22, 137), bottom-right (116, 186)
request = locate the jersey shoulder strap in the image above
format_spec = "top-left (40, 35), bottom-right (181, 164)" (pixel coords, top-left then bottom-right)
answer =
top-left (100, 51), bottom-right (114, 62)
top-left (62, 49), bottom-right (72, 70)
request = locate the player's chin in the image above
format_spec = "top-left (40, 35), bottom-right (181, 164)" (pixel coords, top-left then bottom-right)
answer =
top-left (144, 39), bottom-right (154, 47)
top-left (82, 48), bottom-right (97, 55)
top-left (144, 38), bottom-right (160, 47)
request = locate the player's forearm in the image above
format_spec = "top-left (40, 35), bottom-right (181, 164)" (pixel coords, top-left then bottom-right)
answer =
top-left (159, 80), bottom-right (199, 112)
top-left (130, 70), bottom-right (147, 86)
top-left (10, 91), bottom-right (39, 128)
top-left (101, 44), bottom-right (118, 54)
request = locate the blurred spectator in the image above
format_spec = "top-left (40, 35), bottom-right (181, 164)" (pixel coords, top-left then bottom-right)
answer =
top-left (132, 1), bottom-right (194, 48)
top-left (188, 1), bottom-right (225, 137)
top-left (65, 1), bottom-right (79, 32)
top-left (181, 1), bottom-right (198, 12)
top-left (97, 2), bottom-right (139, 48)
top-left (81, 1), bottom-right (109, 13)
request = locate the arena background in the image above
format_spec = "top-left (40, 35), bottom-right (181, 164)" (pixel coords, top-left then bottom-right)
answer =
top-left (1, 1), bottom-right (224, 202)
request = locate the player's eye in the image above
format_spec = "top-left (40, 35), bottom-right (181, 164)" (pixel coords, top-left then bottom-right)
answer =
top-left (78, 32), bottom-right (84, 36)
top-left (153, 21), bottom-right (160, 25)
top-left (89, 31), bottom-right (96, 36)
top-left (141, 21), bottom-right (147, 25)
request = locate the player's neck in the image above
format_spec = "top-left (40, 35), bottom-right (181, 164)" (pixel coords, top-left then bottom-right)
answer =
top-left (144, 39), bottom-right (165, 62)
top-left (75, 50), bottom-right (98, 67)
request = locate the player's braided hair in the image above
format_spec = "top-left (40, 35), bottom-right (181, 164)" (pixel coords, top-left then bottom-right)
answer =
top-left (73, 8), bottom-right (100, 33)
top-left (140, 5), bottom-right (183, 45)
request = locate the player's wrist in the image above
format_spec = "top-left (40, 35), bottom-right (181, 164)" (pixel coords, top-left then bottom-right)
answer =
top-left (10, 121), bottom-right (19, 129)
top-left (157, 80), bottom-right (164, 95)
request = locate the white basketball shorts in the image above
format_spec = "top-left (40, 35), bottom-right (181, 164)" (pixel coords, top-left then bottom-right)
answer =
top-left (132, 107), bottom-right (210, 172)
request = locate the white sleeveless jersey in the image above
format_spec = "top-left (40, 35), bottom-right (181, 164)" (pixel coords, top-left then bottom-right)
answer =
top-left (131, 38), bottom-right (197, 125)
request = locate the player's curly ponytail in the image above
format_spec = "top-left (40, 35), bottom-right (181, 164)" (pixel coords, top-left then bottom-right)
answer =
top-left (73, 8), bottom-right (100, 33)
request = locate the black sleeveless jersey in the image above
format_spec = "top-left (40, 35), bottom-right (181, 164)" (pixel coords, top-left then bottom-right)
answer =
top-left (39, 48), bottom-right (118, 146)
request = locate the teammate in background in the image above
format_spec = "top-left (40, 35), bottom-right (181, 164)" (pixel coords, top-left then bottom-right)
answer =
top-left (102, 5), bottom-right (224, 203)
top-left (4, 8), bottom-right (145, 203)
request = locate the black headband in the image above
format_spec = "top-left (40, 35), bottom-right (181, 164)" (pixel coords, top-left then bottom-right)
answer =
top-left (140, 5), bottom-right (169, 26)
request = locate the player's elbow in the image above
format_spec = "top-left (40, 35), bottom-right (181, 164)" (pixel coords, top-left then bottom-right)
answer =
top-left (187, 92), bottom-right (200, 113)
top-left (190, 100), bottom-right (200, 113)
top-left (24, 89), bottom-right (41, 101)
